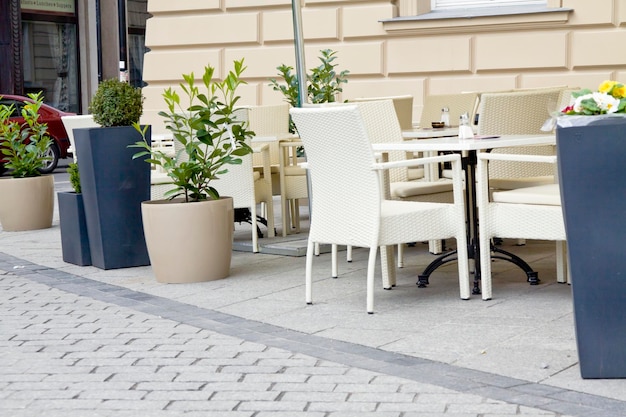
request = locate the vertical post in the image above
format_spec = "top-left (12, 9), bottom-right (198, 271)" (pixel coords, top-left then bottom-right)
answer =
top-left (117, 0), bottom-right (128, 81)
top-left (291, 0), bottom-right (307, 106)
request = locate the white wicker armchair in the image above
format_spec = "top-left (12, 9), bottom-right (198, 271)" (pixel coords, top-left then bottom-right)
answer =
top-left (246, 103), bottom-right (307, 237)
top-left (476, 88), bottom-right (563, 190)
top-left (476, 151), bottom-right (567, 301)
top-left (290, 105), bottom-right (470, 314)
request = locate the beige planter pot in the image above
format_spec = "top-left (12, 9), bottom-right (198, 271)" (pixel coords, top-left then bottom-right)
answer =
top-left (141, 197), bottom-right (234, 283)
top-left (0, 175), bottom-right (54, 231)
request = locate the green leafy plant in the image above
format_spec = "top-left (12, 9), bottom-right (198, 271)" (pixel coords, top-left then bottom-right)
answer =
top-left (131, 59), bottom-right (254, 203)
top-left (67, 162), bottom-right (81, 193)
top-left (269, 49), bottom-right (350, 133)
top-left (89, 78), bottom-right (144, 127)
top-left (0, 92), bottom-right (53, 178)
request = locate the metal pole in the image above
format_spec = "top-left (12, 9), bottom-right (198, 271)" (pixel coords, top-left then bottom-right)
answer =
top-left (291, 0), bottom-right (307, 106)
top-left (291, 0), bottom-right (313, 223)
top-left (117, 0), bottom-right (128, 81)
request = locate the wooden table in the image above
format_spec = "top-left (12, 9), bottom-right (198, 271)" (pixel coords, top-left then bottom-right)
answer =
top-left (372, 134), bottom-right (557, 294)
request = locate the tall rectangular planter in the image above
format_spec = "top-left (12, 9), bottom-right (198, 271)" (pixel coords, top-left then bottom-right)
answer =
top-left (556, 115), bottom-right (626, 379)
top-left (74, 125), bottom-right (151, 270)
top-left (57, 191), bottom-right (91, 266)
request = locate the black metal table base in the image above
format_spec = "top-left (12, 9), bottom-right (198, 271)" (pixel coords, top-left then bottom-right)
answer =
top-left (234, 208), bottom-right (273, 238)
top-left (413, 150), bottom-right (540, 296)
top-left (416, 242), bottom-right (540, 295)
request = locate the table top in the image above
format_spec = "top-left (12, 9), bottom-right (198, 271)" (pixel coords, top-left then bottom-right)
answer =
top-left (402, 127), bottom-right (460, 139)
top-left (372, 134), bottom-right (556, 153)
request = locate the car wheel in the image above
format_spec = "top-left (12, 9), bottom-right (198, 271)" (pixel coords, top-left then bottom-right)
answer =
top-left (38, 143), bottom-right (60, 174)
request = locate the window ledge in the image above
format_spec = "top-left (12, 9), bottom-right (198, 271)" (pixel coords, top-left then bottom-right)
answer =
top-left (382, 6), bottom-right (572, 35)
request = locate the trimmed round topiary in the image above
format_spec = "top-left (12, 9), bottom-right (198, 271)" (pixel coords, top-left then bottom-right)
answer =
top-left (89, 79), bottom-right (144, 127)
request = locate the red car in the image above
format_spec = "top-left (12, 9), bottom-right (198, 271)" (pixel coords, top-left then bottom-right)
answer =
top-left (0, 94), bottom-right (74, 174)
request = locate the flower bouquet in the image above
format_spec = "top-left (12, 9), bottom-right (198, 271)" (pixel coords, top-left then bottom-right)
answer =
top-left (562, 80), bottom-right (626, 115)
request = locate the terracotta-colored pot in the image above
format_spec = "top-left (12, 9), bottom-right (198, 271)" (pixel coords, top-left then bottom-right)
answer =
top-left (141, 197), bottom-right (234, 283)
top-left (0, 175), bottom-right (54, 231)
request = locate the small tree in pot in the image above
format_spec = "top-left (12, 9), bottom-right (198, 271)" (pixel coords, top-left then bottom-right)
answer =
top-left (0, 92), bottom-right (55, 231)
top-left (89, 78), bottom-right (144, 127)
top-left (73, 78), bottom-right (151, 270)
top-left (131, 58), bottom-right (254, 283)
top-left (57, 162), bottom-right (91, 265)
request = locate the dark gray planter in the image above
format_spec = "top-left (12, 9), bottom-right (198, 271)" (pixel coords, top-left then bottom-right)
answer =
top-left (57, 191), bottom-right (91, 266)
top-left (74, 125), bottom-right (151, 270)
top-left (556, 115), bottom-right (626, 379)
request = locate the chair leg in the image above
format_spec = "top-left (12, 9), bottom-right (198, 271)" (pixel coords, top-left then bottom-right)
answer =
top-left (315, 242), bottom-right (320, 256)
top-left (251, 205), bottom-right (259, 253)
top-left (397, 244), bottom-right (404, 268)
top-left (265, 199), bottom-right (275, 238)
top-left (456, 233), bottom-right (471, 300)
top-left (381, 245), bottom-right (396, 289)
top-left (346, 245), bottom-right (352, 262)
top-left (281, 193), bottom-right (290, 237)
top-left (556, 241), bottom-right (567, 283)
top-left (331, 244), bottom-right (338, 278)
top-left (306, 239), bottom-right (315, 304)
top-left (428, 239), bottom-right (443, 254)
top-left (479, 235), bottom-right (493, 301)
top-left (367, 246), bottom-right (378, 314)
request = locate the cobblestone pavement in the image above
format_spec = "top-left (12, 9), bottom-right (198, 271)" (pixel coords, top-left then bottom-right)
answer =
top-left (3, 253), bottom-right (626, 417)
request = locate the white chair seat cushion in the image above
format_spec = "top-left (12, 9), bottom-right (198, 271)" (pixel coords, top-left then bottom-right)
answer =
top-left (492, 183), bottom-right (561, 206)
top-left (151, 172), bottom-right (171, 185)
top-left (407, 167), bottom-right (425, 180)
top-left (391, 180), bottom-right (453, 198)
top-left (489, 175), bottom-right (554, 190)
top-left (283, 165), bottom-right (307, 176)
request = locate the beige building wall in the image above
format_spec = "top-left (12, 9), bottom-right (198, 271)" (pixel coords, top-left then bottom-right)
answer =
top-left (141, 0), bottom-right (626, 131)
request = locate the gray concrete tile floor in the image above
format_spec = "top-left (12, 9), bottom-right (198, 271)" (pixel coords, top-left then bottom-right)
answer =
top-left (1, 181), bottom-right (625, 416)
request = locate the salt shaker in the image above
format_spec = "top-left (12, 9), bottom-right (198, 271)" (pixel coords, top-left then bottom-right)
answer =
top-left (440, 107), bottom-right (450, 127)
top-left (458, 112), bottom-right (473, 140)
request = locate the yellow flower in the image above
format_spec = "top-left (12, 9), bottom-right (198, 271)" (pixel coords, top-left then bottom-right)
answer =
top-left (598, 80), bottom-right (617, 93)
top-left (611, 84), bottom-right (626, 99)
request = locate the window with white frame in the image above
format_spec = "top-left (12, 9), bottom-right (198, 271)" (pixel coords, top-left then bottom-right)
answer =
top-left (432, 0), bottom-right (546, 10)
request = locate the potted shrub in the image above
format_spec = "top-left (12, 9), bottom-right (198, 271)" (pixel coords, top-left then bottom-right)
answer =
top-left (556, 80), bottom-right (626, 378)
top-left (73, 78), bottom-right (151, 270)
top-left (131, 59), bottom-right (253, 283)
top-left (57, 162), bottom-right (91, 266)
top-left (0, 92), bottom-right (55, 231)
top-left (269, 48), bottom-right (349, 133)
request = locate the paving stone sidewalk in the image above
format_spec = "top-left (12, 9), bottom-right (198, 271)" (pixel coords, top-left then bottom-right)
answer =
top-left (3, 253), bottom-right (624, 417)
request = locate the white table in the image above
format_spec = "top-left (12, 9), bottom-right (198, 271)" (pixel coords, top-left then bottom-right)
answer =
top-left (372, 134), bottom-right (557, 295)
top-left (402, 127), bottom-right (460, 139)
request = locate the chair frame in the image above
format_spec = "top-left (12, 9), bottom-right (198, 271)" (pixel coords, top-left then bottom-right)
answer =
top-left (476, 151), bottom-right (567, 301)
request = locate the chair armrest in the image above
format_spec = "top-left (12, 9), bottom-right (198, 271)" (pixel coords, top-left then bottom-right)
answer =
top-left (476, 152), bottom-right (557, 206)
top-left (372, 153), bottom-right (461, 171)
top-left (252, 143), bottom-right (272, 185)
top-left (478, 153), bottom-right (557, 164)
top-left (373, 153), bottom-right (464, 205)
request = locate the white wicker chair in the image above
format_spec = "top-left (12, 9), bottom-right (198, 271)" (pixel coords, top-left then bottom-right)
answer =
top-left (476, 89), bottom-right (563, 190)
top-left (476, 151), bottom-right (567, 301)
top-left (174, 108), bottom-right (275, 253)
top-left (211, 139), bottom-right (275, 253)
top-left (418, 92), bottom-right (479, 129)
top-left (350, 94), bottom-right (414, 130)
top-left (290, 105), bottom-right (470, 313)
top-left (355, 99), bottom-right (456, 259)
top-left (246, 103), bottom-right (307, 237)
